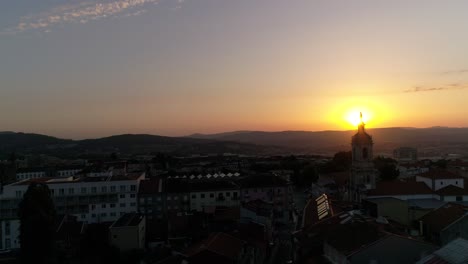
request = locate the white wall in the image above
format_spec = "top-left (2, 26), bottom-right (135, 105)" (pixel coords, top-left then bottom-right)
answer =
top-left (0, 219), bottom-right (20, 250)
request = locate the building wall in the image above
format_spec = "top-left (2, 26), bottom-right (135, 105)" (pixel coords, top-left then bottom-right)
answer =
top-left (109, 218), bottom-right (146, 251)
top-left (375, 200), bottom-right (409, 226)
top-left (416, 176), bottom-right (464, 191)
top-left (0, 219), bottom-right (20, 250)
top-left (190, 190), bottom-right (240, 212)
top-left (0, 174), bottom-right (145, 250)
top-left (440, 215), bottom-right (468, 246)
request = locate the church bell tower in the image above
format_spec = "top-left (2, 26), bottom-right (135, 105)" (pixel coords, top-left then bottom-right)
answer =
top-left (349, 113), bottom-right (377, 202)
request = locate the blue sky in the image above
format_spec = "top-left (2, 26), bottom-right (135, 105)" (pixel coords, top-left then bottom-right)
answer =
top-left (2, 0), bottom-right (468, 139)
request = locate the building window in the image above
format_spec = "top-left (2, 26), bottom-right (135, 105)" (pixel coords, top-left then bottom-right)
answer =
top-left (110, 212), bottom-right (116, 217)
top-left (101, 186), bottom-right (107, 193)
top-left (5, 239), bottom-right (11, 249)
top-left (81, 214), bottom-right (86, 219)
top-left (68, 188), bottom-right (74, 195)
top-left (120, 194), bottom-right (125, 199)
top-left (120, 203), bottom-right (126, 207)
top-left (120, 185), bottom-right (126, 192)
top-left (201, 194), bottom-right (205, 198)
top-left (101, 213), bottom-right (107, 217)
top-left (92, 214), bottom-right (96, 218)
top-left (192, 194), bottom-right (196, 199)
top-left (130, 202), bottom-right (136, 207)
top-left (226, 192), bottom-right (231, 197)
top-left (5, 221), bottom-right (10, 236)
top-left (15, 191), bottom-right (22, 198)
top-left (457, 196), bottom-right (463, 201)
top-left (130, 185), bottom-right (136, 191)
top-left (91, 187), bottom-right (97, 193)
top-left (111, 186), bottom-right (116, 192)
top-left (110, 204), bottom-right (116, 208)
top-left (81, 187), bottom-right (86, 194)
top-left (130, 194), bottom-right (136, 198)
top-left (59, 189), bottom-right (65, 195)
top-left (210, 193), bottom-right (214, 198)
top-left (102, 204), bottom-right (107, 209)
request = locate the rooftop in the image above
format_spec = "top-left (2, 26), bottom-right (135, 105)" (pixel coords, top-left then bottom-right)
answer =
top-left (419, 203), bottom-right (468, 233)
top-left (436, 185), bottom-right (468, 196)
top-left (190, 180), bottom-right (239, 192)
top-left (367, 181), bottom-right (433, 196)
top-left (111, 213), bottom-right (144, 228)
top-left (238, 174), bottom-right (288, 188)
top-left (184, 232), bottom-right (245, 260)
top-left (417, 169), bottom-right (463, 180)
top-left (418, 238), bottom-right (468, 264)
top-left (349, 234), bottom-right (437, 264)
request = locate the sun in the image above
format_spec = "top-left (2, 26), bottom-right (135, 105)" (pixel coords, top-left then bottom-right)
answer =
top-left (344, 109), bottom-right (372, 127)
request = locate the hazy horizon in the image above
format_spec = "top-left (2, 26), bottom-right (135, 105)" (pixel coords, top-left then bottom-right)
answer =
top-left (4, 124), bottom-right (468, 140)
top-left (3, 1), bottom-right (468, 138)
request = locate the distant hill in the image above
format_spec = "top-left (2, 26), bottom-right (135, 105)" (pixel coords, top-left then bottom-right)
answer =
top-left (0, 132), bottom-right (285, 158)
top-left (3, 127), bottom-right (468, 158)
top-left (189, 127), bottom-right (468, 156)
top-left (0, 132), bottom-right (71, 151)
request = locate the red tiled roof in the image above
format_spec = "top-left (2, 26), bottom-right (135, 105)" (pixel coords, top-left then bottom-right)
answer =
top-left (417, 169), bottom-right (462, 180)
top-left (184, 232), bottom-right (245, 260)
top-left (419, 203), bottom-right (468, 233)
top-left (436, 185), bottom-right (468, 196)
top-left (367, 181), bottom-right (433, 196)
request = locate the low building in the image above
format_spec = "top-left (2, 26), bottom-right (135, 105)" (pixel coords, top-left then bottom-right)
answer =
top-left (189, 181), bottom-right (240, 213)
top-left (367, 181), bottom-right (436, 200)
top-left (393, 147), bottom-right (418, 162)
top-left (239, 174), bottom-right (291, 223)
top-left (109, 213), bottom-right (146, 251)
top-left (418, 203), bottom-right (468, 246)
top-left (416, 169), bottom-right (464, 191)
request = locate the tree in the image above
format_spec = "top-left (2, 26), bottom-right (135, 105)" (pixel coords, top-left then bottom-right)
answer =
top-left (18, 183), bottom-right (56, 264)
top-left (318, 151), bottom-right (352, 174)
top-left (374, 156), bottom-right (399, 181)
top-left (301, 164), bottom-right (319, 186)
top-left (378, 163), bottom-right (400, 181)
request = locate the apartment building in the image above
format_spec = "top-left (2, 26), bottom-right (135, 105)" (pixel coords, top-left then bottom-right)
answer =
top-left (0, 172), bottom-right (145, 251)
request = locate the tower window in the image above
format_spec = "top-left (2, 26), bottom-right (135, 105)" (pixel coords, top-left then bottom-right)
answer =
top-left (363, 148), bottom-right (368, 159)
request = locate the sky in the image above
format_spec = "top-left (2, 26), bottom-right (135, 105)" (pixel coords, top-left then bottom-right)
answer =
top-left (2, 0), bottom-right (468, 139)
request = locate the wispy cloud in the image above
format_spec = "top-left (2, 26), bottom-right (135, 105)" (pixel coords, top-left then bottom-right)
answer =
top-left (441, 69), bottom-right (468, 75)
top-left (4, 0), bottom-right (161, 34)
top-left (404, 83), bottom-right (468, 93)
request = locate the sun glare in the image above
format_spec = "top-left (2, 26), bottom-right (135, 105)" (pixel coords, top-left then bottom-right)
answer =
top-left (344, 109), bottom-right (372, 128)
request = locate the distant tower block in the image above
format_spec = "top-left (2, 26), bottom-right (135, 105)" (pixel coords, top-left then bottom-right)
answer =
top-left (349, 112), bottom-right (377, 202)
